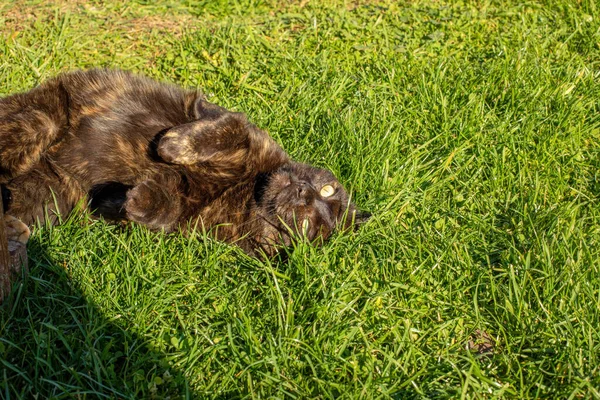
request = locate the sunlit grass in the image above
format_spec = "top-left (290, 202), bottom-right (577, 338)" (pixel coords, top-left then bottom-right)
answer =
top-left (1, 0), bottom-right (600, 398)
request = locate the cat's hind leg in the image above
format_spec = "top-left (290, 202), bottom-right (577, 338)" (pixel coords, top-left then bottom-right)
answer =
top-left (0, 79), bottom-right (69, 183)
top-left (6, 214), bottom-right (29, 279)
top-left (5, 215), bottom-right (30, 251)
top-left (0, 214), bottom-right (29, 300)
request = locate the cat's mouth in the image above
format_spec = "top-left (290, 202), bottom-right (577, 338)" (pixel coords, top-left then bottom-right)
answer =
top-left (271, 209), bottom-right (334, 245)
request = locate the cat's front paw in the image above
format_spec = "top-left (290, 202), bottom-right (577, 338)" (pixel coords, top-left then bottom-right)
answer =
top-left (124, 180), bottom-right (180, 231)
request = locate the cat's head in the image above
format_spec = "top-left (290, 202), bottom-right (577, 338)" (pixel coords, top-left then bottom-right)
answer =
top-left (254, 162), bottom-right (370, 250)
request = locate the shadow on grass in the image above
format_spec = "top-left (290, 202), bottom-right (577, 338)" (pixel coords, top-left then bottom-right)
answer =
top-left (0, 236), bottom-right (195, 399)
top-left (0, 217), bottom-right (438, 398)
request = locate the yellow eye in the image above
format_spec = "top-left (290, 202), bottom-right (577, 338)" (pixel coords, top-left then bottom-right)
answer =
top-left (320, 184), bottom-right (335, 198)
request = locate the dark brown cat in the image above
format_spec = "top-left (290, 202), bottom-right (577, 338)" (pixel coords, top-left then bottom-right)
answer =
top-left (0, 69), bottom-right (368, 255)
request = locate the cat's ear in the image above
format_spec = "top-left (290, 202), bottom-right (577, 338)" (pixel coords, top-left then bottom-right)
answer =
top-left (342, 207), bottom-right (371, 230)
top-left (157, 113), bottom-right (249, 165)
top-left (192, 97), bottom-right (229, 120)
top-left (353, 210), bottom-right (372, 226)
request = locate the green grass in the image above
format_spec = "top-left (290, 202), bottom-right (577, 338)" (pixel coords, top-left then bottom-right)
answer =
top-left (1, 0), bottom-right (600, 398)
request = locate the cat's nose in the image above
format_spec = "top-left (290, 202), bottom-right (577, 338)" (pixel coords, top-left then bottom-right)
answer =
top-left (296, 181), bottom-right (309, 196)
top-left (295, 181), bottom-right (315, 200)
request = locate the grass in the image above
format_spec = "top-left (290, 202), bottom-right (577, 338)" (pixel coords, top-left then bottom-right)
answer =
top-left (1, 0), bottom-right (600, 398)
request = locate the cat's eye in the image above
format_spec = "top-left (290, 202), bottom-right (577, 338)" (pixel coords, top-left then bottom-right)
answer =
top-left (320, 185), bottom-right (335, 198)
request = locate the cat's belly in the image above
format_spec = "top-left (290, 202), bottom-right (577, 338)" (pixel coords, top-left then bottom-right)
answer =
top-left (49, 124), bottom-right (167, 188)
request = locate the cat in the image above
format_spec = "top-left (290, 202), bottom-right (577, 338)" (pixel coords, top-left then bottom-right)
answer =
top-left (0, 69), bottom-right (369, 255)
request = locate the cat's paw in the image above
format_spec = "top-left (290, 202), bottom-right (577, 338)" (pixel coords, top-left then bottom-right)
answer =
top-left (124, 180), bottom-right (180, 231)
top-left (5, 215), bottom-right (30, 246)
top-left (5, 214), bottom-right (29, 275)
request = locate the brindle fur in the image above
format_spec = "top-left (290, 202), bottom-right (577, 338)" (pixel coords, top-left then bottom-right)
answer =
top-left (0, 69), bottom-right (367, 255)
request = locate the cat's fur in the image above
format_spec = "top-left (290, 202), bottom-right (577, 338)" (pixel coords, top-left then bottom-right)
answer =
top-left (0, 69), bottom-right (367, 255)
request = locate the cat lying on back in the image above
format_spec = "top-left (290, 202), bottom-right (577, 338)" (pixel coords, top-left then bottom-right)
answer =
top-left (0, 69), bottom-right (368, 255)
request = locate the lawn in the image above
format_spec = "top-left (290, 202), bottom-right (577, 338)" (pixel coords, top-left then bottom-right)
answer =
top-left (1, 0), bottom-right (600, 398)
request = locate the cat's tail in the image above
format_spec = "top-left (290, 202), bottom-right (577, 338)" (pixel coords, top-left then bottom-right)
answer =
top-left (0, 78), bottom-right (69, 183)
